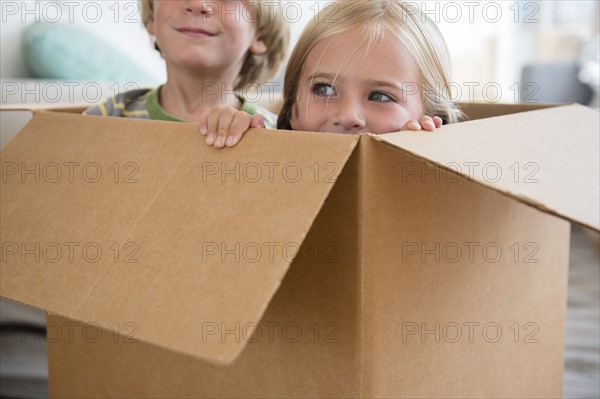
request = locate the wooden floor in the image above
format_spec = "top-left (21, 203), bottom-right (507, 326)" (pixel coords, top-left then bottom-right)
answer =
top-left (0, 226), bottom-right (599, 398)
top-left (564, 226), bottom-right (600, 399)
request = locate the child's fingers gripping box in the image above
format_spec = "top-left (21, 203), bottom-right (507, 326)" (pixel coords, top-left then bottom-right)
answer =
top-left (0, 102), bottom-right (598, 398)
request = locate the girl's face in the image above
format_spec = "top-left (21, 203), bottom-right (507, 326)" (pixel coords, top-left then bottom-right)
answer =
top-left (290, 27), bottom-right (425, 134)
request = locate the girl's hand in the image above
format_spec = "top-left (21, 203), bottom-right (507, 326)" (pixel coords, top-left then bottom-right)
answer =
top-left (199, 106), bottom-right (265, 148)
top-left (401, 116), bottom-right (443, 132)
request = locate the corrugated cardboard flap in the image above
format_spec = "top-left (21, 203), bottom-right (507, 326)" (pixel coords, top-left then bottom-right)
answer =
top-left (0, 104), bottom-right (88, 113)
top-left (375, 104), bottom-right (599, 232)
top-left (0, 112), bottom-right (359, 364)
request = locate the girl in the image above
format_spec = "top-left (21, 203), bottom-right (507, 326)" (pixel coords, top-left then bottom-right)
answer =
top-left (201, 0), bottom-right (463, 148)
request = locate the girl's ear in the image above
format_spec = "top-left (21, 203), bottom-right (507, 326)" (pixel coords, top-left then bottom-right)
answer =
top-left (250, 37), bottom-right (267, 55)
top-left (146, 19), bottom-right (155, 35)
top-left (289, 102), bottom-right (299, 129)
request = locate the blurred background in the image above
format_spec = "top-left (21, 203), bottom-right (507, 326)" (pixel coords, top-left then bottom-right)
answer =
top-left (1, 0), bottom-right (599, 106)
top-left (1, 1), bottom-right (599, 398)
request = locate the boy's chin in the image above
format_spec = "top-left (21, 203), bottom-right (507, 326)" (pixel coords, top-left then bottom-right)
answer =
top-left (167, 57), bottom-right (232, 75)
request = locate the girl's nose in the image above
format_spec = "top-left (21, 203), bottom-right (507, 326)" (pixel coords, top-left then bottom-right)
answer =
top-left (332, 100), bottom-right (366, 133)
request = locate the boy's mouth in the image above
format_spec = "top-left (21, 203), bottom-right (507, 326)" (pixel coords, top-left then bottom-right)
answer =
top-left (176, 27), bottom-right (216, 38)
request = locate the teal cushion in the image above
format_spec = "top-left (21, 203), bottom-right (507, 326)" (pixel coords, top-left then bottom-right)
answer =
top-left (23, 23), bottom-right (159, 85)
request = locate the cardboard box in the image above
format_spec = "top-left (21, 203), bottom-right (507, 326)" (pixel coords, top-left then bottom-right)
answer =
top-left (0, 103), bottom-right (598, 398)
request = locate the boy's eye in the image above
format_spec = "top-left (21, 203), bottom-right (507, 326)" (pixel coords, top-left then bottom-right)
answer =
top-left (369, 91), bottom-right (395, 102)
top-left (311, 83), bottom-right (335, 97)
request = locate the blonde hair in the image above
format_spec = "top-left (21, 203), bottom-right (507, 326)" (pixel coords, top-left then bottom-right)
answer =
top-left (278, 0), bottom-right (462, 130)
top-left (140, 0), bottom-right (289, 90)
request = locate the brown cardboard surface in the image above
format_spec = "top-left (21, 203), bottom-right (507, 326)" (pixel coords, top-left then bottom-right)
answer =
top-left (48, 148), bottom-right (362, 398)
top-left (458, 102), bottom-right (557, 120)
top-left (1, 111), bottom-right (359, 364)
top-left (0, 104), bottom-right (88, 113)
top-left (0, 103), bottom-right (595, 397)
top-left (376, 104), bottom-right (600, 231)
top-left (360, 137), bottom-right (569, 397)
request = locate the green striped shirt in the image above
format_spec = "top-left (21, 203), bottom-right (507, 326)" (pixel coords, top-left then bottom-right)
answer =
top-left (83, 87), bottom-right (278, 128)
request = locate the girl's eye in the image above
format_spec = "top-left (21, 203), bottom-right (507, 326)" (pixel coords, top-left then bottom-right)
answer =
top-left (369, 91), bottom-right (395, 102)
top-left (311, 83), bottom-right (335, 97)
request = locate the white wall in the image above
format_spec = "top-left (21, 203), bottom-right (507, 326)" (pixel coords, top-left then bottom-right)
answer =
top-left (431, 0), bottom-right (599, 102)
top-left (0, 0), bottom-right (166, 80)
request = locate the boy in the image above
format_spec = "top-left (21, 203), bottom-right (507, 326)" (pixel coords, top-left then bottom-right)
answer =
top-left (84, 0), bottom-right (289, 147)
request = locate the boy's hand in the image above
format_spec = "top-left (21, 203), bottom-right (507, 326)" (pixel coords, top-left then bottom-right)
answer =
top-left (401, 116), bottom-right (443, 132)
top-left (199, 106), bottom-right (265, 148)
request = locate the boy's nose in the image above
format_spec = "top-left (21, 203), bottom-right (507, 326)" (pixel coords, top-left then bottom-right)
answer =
top-left (332, 100), bottom-right (366, 133)
top-left (184, 0), bottom-right (210, 15)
